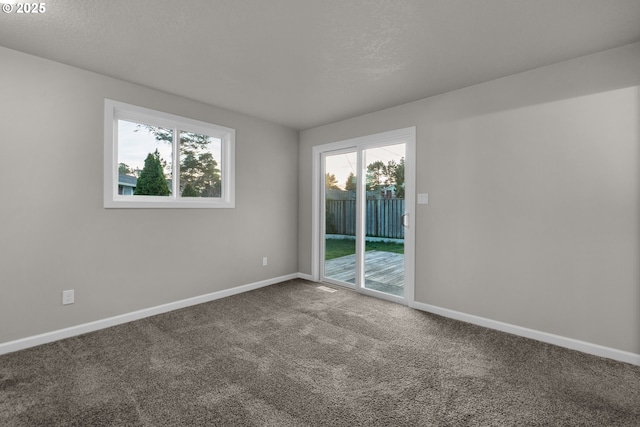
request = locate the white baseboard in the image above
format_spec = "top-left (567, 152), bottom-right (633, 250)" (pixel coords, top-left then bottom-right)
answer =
top-left (6, 275), bottom-right (635, 367)
top-left (410, 301), bottom-right (640, 367)
top-left (0, 273), bottom-right (301, 356)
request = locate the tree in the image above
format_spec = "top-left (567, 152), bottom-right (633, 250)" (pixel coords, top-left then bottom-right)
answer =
top-left (118, 163), bottom-right (133, 175)
top-left (391, 157), bottom-right (405, 198)
top-left (181, 183), bottom-right (198, 197)
top-left (366, 158), bottom-right (405, 198)
top-left (366, 161), bottom-right (386, 191)
top-left (134, 150), bottom-right (171, 196)
top-left (325, 173), bottom-right (340, 190)
top-left (345, 172), bottom-right (356, 191)
top-left (382, 158), bottom-right (405, 198)
top-left (181, 150), bottom-right (221, 197)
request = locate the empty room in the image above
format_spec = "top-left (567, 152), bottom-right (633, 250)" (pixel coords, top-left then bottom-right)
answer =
top-left (1, 1), bottom-right (639, 425)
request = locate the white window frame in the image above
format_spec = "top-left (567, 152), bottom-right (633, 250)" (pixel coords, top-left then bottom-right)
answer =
top-left (104, 99), bottom-right (235, 208)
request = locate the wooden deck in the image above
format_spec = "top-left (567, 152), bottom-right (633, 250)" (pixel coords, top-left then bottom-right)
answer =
top-left (324, 251), bottom-right (404, 296)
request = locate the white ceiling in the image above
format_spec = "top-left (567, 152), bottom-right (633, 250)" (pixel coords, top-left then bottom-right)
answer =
top-left (1, 0), bottom-right (640, 130)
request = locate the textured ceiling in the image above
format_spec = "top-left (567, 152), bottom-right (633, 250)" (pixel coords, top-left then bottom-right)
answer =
top-left (1, 0), bottom-right (639, 130)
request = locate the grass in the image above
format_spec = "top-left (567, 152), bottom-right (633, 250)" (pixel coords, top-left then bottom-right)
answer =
top-left (325, 238), bottom-right (404, 260)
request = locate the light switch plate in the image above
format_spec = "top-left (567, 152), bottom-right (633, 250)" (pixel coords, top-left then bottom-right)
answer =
top-left (418, 193), bottom-right (429, 204)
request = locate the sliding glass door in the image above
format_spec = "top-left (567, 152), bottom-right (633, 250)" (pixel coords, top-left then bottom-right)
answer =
top-left (323, 149), bottom-right (358, 285)
top-left (362, 143), bottom-right (406, 297)
top-left (317, 128), bottom-right (415, 304)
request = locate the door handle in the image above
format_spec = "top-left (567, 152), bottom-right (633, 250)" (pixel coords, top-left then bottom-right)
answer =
top-left (401, 213), bottom-right (409, 228)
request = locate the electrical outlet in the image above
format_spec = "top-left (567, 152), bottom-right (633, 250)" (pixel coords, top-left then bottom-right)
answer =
top-left (62, 289), bottom-right (74, 305)
top-left (262, 257), bottom-right (268, 266)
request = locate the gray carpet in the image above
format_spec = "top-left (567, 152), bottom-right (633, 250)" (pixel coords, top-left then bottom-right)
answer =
top-left (1, 279), bottom-right (639, 426)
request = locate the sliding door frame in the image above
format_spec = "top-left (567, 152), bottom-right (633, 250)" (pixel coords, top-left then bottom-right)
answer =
top-left (311, 127), bottom-right (416, 306)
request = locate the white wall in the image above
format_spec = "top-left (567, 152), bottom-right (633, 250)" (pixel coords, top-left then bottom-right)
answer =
top-left (299, 43), bottom-right (640, 355)
top-left (0, 46), bottom-right (299, 344)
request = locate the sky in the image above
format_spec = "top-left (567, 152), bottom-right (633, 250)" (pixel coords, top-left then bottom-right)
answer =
top-left (118, 120), bottom-right (173, 172)
top-left (325, 143), bottom-right (405, 190)
top-left (117, 120), bottom-right (222, 174)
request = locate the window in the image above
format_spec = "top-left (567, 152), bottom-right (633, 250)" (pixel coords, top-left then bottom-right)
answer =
top-left (104, 99), bottom-right (235, 208)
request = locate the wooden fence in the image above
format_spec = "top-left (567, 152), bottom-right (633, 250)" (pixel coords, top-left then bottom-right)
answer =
top-left (326, 199), bottom-right (405, 239)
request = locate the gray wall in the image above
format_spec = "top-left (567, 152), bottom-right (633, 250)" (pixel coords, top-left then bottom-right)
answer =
top-left (0, 46), bottom-right (299, 344)
top-left (299, 43), bottom-right (640, 354)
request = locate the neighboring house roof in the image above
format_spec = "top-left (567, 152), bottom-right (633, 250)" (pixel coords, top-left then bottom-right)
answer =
top-left (118, 174), bottom-right (137, 187)
top-left (118, 174), bottom-right (174, 190)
